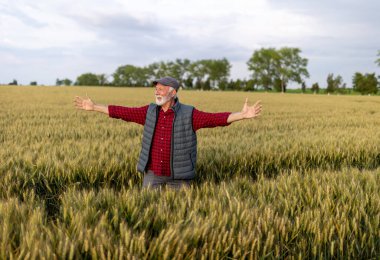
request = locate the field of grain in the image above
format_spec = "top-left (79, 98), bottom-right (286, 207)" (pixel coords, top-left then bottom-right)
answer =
top-left (0, 86), bottom-right (379, 258)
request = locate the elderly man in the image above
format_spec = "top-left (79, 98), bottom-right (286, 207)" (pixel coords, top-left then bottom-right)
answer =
top-left (74, 77), bottom-right (262, 189)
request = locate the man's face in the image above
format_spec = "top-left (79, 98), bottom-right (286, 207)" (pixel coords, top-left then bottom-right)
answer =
top-left (155, 83), bottom-right (176, 105)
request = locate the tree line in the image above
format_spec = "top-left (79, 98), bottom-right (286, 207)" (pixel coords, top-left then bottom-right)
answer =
top-left (7, 49), bottom-right (380, 95)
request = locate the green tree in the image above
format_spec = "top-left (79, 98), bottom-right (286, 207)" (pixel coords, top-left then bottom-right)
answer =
top-left (113, 65), bottom-right (149, 86)
top-left (56, 78), bottom-right (73, 86)
top-left (145, 58), bottom-right (230, 90)
top-left (276, 47), bottom-right (309, 92)
top-left (30, 81), bottom-right (37, 86)
top-left (204, 78), bottom-right (211, 90)
top-left (188, 59), bottom-right (231, 90)
top-left (194, 78), bottom-right (202, 90)
top-left (75, 73), bottom-right (100, 86)
top-left (352, 72), bottom-right (378, 95)
top-left (183, 76), bottom-right (194, 89)
top-left (326, 74), bottom-right (344, 94)
top-left (97, 74), bottom-right (108, 86)
top-left (234, 79), bottom-right (244, 91)
top-left (148, 61), bottom-right (172, 82)
top-left (273, 78), bottom-right (283, 92)
top-left (146, 59), bottom-right (192, 88)
top-left (189, 61), bottom-right (208, 89)
top-left (247, 47), bottom-right (309, 92)
top-left (245, 79), bottom-right (256, 91)
top-left (205, 58), bottom-right (231, 89)
top-left (375, 50), bottom-right (380, 67)
top-left (311, 82), bottom-right (320, 94)
top-left (8, 79), bottom-right (18, 85)
top-left (218, 80), bottom-right (227, 90)
top-left (62, 78), bottom-right (72, 86)
top-left (226, 79), bottom-right (245, 91)
top-left (168, 59), bottom-right (192, 87)
top-left (301, 82), bottom-right (306, 93)
top-left (247, 48), bottom-right (279, 90)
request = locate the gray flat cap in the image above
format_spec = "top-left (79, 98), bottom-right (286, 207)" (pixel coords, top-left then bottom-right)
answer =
top-left (153, 77), bottom-right (179, 91)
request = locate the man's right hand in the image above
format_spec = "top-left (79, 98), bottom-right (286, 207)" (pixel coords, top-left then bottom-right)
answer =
top-left (74, 96), bottom-right (109, 114)
top-left (74, 96), bottom-right (95, 111)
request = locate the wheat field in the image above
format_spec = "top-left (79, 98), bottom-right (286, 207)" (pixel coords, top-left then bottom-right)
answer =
top-left (0, 85), bottom-right (379, 259)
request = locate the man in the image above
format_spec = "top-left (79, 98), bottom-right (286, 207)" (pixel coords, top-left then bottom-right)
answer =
top-left (74, 77), bottom-right (262, 189)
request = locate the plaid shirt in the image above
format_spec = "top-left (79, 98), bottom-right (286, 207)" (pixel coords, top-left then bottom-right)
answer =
top-left (109, 104), bottom-right (231, 176)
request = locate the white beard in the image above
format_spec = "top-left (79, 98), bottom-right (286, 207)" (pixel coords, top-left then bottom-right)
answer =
top-left (155, 94), bottom-right (172, 106)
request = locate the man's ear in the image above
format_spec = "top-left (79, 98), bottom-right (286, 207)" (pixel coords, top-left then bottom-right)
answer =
top-left (171, 89), bottom-right (177, 97)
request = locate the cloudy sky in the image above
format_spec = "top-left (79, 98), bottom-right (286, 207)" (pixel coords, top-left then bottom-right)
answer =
top-left (1, 0), bottom-right (379, 87)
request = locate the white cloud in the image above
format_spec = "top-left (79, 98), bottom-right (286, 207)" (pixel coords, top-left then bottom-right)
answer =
top-left (0, 0), bottom-right (379, 86)
top-left (0, 3), bottom-right (99, 50)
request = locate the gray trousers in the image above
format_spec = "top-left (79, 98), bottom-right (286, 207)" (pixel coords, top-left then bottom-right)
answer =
top-left (142, 170), bottom-right (191, 190)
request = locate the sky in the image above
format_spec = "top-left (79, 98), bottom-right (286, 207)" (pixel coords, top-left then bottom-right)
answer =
top-left (0, 0), bottom-right (379, 87)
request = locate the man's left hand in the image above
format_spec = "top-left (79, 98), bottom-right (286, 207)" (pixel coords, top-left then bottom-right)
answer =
top-left (241, 98), bottom-right (262, 119)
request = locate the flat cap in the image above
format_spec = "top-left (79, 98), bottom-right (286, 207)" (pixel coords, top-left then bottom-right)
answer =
top-left (153, 77), bottom-right (179, 91)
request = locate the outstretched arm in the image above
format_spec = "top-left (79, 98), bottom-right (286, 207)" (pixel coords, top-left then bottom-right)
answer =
top-left (227, 98), bottom-right (262, 123)
top-left (74, 96), bottom-right (109, 114)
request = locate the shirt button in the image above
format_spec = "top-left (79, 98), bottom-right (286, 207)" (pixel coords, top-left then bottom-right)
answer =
top-left (164, 116), bottom-right (166, 119)
top-left (161, 161), bottom-right (163, 163)
top-left (161, 138), bottom-right (163, 140)
top-left (160, 149), bottom-right (163, 151)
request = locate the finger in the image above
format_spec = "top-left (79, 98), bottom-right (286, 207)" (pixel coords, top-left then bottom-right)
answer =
top-left (243, 97), bottom-right (248, 109)
top-left (254, 106), bottom-right (262, 112)
top-left (249, 105), bottom-right (261, 112)
top-left (74, 101), bottom-right (83, 107)
top-left (75, 103), bottom-right (83, 108)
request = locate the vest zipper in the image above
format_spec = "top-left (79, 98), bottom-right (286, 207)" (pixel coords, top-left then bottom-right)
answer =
top-left (170, 112), bottom-right (176, 180)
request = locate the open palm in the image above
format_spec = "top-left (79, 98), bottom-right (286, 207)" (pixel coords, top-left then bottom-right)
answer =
top-left (74, 96), bottom-right (94, 111)
top-left (241, 98), bottom-right (262, 119)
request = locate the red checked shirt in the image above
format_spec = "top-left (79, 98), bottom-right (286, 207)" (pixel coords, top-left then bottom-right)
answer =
top-left (108, 104), bottom-right (231, 176)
